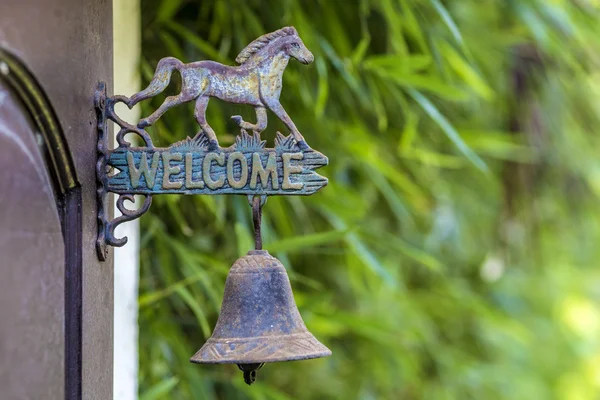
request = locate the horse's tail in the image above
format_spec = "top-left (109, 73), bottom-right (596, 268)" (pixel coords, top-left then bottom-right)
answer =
top-left (128, 57), bottom-right (183, 107)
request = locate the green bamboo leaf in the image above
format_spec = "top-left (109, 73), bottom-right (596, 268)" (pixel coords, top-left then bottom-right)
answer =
top-left (322, 210), bottom-right (397, 287)
top-left (140, 377), bottom-right (179, 400)
top-left (315, 57), bottom-right (329, 118)
top-left (138, 272), bottom-right (205, 308)
top-left (399, 0), bottom-right (429, 52)
top-left (155, 0), bottom-right (183, 23)
top-left (379, 0), bottom-right (408, 56)
top-left (164, 21), bottom-right (226, 62)
top-left (365, 76), bottom-right (388, 132)
top-left (460, 130), bottom-right (536, 162)
top-left (166, 196), bottom-right (192, 236)
top-left (320, 1), bottom-right (354, 56)
top-left (175, 286), bottom-right (211, 337)
top-left (350, 35), bottom-right (371, 66)
top-left (363, 54), bottom-right (432, 72)
top-left (266, 229), bottom-right (350, 253)
top-left (408, 89), bottom-right (489, 173)
top-left (402, 148), bottom-right (465, 168)
top-left (235, 221), bottom-right (254, 257)
top-left (332, 312), bottom-right (406, 348)
top-left (388, 237), bottom-right (445, 272)
top-left (319, 37), bottom-right (369, 104)
top-left (367, 66), bottom-right (467, 101)
top-left (231, 379), bottom-right (294, 400)
top-left (140, 59), bottom-right (155, 82)
top-left (440, 42), bottom-right (494, 100)
top-left (430, 0), bottom-right (464, 47)
top-left (158, 31), bottom-right (185, 61)
top-left (344, 140), bottom-right (428, 207)
top-left (399, 108), bottom-right (419, 154)
top-left (516, 3), bottom-right (550, 45)
top-left (368, 169), bottom-right (414, 227)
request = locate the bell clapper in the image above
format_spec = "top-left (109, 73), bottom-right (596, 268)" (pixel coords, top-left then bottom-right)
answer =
top-left (237, 363), bottom-right (264, 385)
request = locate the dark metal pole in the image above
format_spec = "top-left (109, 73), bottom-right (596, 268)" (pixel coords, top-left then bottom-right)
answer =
top-left (252, 196), bottom-right (262, 250)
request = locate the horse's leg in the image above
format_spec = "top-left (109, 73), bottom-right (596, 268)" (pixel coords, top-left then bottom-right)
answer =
top-left (138, 73), bottom-right (200, 128)
top-left (265, 100), bottom-right (309, 149)
top-left (138, 94), bottom-right (186, 128)
top-left (194, 96), bottom-right (220, 151)
top-left (128, 57), bottom-right (181, 108)
top-left (231, 106), bottom-right (267, 133)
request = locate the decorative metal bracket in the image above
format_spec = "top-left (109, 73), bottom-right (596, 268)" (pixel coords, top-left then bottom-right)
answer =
top-left (95, 82), bottom-right (154, 260)
top-left (95, 26), bottom-right (329, 261)
top-left (94, 85), bottom-right (328, 261)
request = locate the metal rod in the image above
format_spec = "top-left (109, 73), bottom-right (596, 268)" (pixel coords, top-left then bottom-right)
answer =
top-left (252, 196), bottom-right (262, 250)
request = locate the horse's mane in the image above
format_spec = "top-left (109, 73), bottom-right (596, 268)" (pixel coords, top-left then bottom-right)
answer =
top-left (235, 27), bottom-right (297, 64)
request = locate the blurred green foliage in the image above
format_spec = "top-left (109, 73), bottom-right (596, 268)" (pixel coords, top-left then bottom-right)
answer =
top-left (137, 0), bottom-right (600, 398)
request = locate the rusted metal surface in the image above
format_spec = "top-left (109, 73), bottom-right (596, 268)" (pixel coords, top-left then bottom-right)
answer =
top-left (95, 82), bottom-right (153, 260)
top-left (189, 250), bottom-right (332, 383)
top-left (190, 196), bottom-right (330, 384)
top-left (95, 27), bottom-right (327, 257)
top-left (96, 26), bottom-right (330, 385)
top-left (251, 196), bottom-right (264, 250)
top-left (129, 26), bottom-right (313, 150)
top-left (101, 131), bottom-right (328, 196)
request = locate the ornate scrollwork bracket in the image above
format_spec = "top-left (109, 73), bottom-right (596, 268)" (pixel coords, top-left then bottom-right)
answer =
top-left (95, 82), bottom-right (153, 261)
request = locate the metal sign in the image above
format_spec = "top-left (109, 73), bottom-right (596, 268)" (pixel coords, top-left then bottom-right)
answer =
top-left (105, 132), bottom-right (327, 196)
top-left (95, 26), bottom-right (328, 258)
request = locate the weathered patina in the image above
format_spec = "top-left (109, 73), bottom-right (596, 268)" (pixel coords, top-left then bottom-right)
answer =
top-left (96, 27), bottom-right (331, 385)
top-left (128, 26), bottom-right (313, 150)
top-left (190, 250), bottom-right (332, 384)
top-left (106, 131), bottom-right (327, 195)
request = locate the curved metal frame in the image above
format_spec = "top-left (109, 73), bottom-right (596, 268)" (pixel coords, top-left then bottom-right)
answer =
top-left (0, 48), bottom-right (78, 194)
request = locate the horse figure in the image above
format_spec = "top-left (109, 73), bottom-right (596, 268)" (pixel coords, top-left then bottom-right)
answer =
top-left (127, 26), bottom-right (314, 150)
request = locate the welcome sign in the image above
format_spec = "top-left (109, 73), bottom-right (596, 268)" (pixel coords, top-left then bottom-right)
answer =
top-left (105, 132), bottom-right (328, 196)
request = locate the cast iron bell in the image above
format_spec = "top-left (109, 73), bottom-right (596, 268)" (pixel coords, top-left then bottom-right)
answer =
top-left (190, 249), bottom-right (331, 384)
